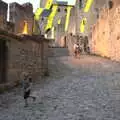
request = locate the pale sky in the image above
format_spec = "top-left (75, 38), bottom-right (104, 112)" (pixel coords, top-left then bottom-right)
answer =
top-left (4, 0), bottom-right (40, 12)
top-left (3, 0), bottom-right (76, 12)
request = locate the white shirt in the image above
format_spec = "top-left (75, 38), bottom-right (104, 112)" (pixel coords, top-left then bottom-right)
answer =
top-left (73, 44), bottom-right (79, 50)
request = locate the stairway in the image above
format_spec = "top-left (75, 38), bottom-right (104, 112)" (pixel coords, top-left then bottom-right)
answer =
top-left (48, 47), bottom-right (70, 57)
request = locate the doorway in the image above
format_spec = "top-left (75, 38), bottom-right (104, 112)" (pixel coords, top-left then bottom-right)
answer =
top-left (0, 39), bottom-right (8, 83)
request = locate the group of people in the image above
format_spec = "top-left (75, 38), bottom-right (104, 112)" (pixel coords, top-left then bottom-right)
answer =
top-left (73, 41), bottom-right (82, 58)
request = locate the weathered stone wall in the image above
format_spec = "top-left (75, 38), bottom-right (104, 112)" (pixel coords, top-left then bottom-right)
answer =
top-left (7, 37), bottom-right (49, 83)
top-left (0, 0), bottom-right (8, 30)
top-left (54, 5), bottom-right (67, 43)
top-left (66, 34), bottom-right (76, 55)
top-left (68, 7), bottom-right (76, 35)
top-left (8, 40), bottom-right (38, 82)
top-left (69, 0), bottom-right (107, 36)
top-left (9, 2), bottom-right (33, 35)
top-left (6, 22), bottom-right (15, 33)
top-left (0, 30), bottom-right (49, 86)
top-left (91, 0), bottom-right (120, 61)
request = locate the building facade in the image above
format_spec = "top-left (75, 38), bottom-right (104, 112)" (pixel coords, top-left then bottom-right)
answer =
top-left (9, 2), bottom-right (34, 35)
top-left (0, 29), bottom-right (50, 86)
top-left (91, 0), bottom-right (120, 61)
top-left (69, 0), bottom-right (108, 37)
top-left (37, 0), bottom-right (109, 48)
top-left (0, 0), bottom-right (8, 30)
top-left (52, 1), bottom-right (70, 45)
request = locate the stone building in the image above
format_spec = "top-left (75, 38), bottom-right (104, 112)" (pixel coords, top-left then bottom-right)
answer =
top-left (50, 1), bottom-right (69, 45)
top-left (45, 1), bottom-right (74, 47)
top-left (65, 0), bottom-right (109, 54)
top-left (39, 0), bottom-right (106, 46)
top-left (9, 2), bottom-right (34, 35)
top-left (69, 0), bottom-right (108, 37)
top-left (0, 29), bottom-right (50, 89)
top-left (38, 0), bottom-right (108, 48)
top-left (38, 1), bottom-right (69, 44)
top-left (0, 0), bottom-right (8, 30)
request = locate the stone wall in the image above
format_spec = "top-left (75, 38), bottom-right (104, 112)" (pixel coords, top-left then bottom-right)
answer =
top-left (69, 0), bottom-right (107, 36)
top-left (0, 30), bottom-right (49, 85)
top-left (6, 22), bottom-right (15, 33)
top-left (66, 34), bottom-right (76, 55)
top-left (68, 7), bottom-right (76, 35)
top-left (0, 0), bottom-right (8, 30)
top-left (9, 2), bottom-right (33, 35)
top-left (53, 5), bottom-right (67, 43)
top-left (91, 0), bottom-right (120, 61)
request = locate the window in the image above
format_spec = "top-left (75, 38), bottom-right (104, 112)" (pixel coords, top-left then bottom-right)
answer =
top-left (41, 17), bottom-right (44, 21)
top-left (64, 8), bottom-right (67, 12)
top-left (58, 8), bottom-right (60, 12)
top-left (97, 14), bottom-right (99, 19)
top-left (83, 20), bottom-right (86, 25)
top-left (95, 8), bottom-right (99, 19)
top-left (79, 0), bottom-right (82, 9)
top-left (108, 1), bottom-right (113, 9)
top-left (70, 33), bottom-right (73, 36)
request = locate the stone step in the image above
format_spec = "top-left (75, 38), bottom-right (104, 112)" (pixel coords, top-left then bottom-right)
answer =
top-left (48, 48), bottom-right (69, 57)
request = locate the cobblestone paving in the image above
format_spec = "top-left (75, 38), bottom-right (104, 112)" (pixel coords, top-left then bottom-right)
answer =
top-left (0, 55), bottom-right (120, 120)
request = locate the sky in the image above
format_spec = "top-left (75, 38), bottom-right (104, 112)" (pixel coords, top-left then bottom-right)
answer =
top-left (3, 0), bottom-right (76, 12)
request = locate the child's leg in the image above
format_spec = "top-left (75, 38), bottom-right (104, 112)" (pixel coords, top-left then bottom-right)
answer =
top-left (29, 95), bottom-right (36, 101)
top-left (24, 91), bottom-right (30, 107)
top-left (24, 98), bottom-right (28, 107)
top-left (28, 89), bottom-right (36, 101)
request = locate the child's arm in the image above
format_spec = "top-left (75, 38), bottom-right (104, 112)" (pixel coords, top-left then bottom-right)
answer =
top-left (25, 82), bottom-right (32, 92)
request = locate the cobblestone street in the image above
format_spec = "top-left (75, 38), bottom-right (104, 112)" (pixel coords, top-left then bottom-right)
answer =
top-left (1, 55), bottom-right (120, 120)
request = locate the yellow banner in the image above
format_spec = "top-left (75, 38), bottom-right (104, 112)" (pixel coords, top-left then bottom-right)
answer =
top-left (45, 0), bottom-right (53, 9)
top-left (84, 0), bottom-right (94, 12)
top-left (65, 6), bottom-right (72, 32)
top-left (34, 8), bottom-right (43, 21)
top-left (80, 18), bottom-right (87, 33)
top-left (45, 5), bottom-right (58, 31)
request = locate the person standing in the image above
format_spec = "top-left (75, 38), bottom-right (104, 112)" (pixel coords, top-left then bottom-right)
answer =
top-left (22, 72), bottom-right (36, 107)
top-left (73, 42), bottom-right (79, 56)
